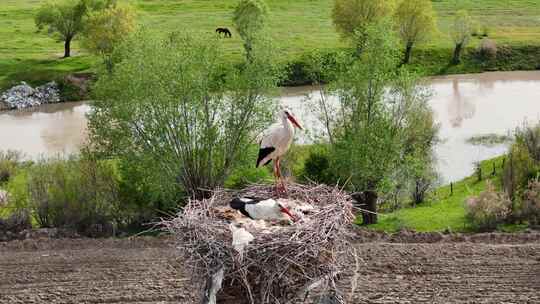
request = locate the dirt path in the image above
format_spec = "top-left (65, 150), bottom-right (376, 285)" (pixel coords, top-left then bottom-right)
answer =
top-left (0, 235), bottom-right (538, 304)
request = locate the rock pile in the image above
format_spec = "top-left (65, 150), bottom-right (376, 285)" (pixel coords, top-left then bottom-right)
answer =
top-left (0, 81), bottom-right (61, 110)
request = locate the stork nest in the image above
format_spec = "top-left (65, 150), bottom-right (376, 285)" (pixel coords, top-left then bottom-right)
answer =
top-left (163, 183), bottom-right (356, 304)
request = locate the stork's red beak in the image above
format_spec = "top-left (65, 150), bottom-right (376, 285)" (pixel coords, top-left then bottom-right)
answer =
top-left (280, 206), bottom-right (298, 222)
top-left (286, 113), bottom-right (303, 130)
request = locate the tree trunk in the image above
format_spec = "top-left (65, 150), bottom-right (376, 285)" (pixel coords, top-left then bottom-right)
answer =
top-left (403, 41), bottom-right (413, 64)
top-left (352, 190), bottom-right (378, 225)
top-left (64, 37), bottom-right (72, 58)
top-left (452, 43), bottom-right (463, 64)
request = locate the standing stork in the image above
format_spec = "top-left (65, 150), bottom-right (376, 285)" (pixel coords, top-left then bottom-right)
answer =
top-left (256, 110), bottom-right (303, 193)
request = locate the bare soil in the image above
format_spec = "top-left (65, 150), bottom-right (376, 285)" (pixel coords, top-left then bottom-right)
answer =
top-left (0, 233), bottom-right (538, 304)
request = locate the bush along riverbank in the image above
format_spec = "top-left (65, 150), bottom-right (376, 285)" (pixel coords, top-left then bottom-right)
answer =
top-left (2, 43), bottom-right (539, 102)
top-left (281, 44), bottom-right (540, 86)
top-left (370, 122), bottom-right (540, 233)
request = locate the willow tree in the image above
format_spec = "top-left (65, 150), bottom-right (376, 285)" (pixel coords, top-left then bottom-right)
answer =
top-left (89, 32), bottom-right (281, 199)
top-left (310, 21), bottom-right (438, 223)
top-left (233, 0), bottom-right (268, 61)
top-left (394, 0), bottom-right (437, 64)
top-left (450, 10), bottom-right (474, 64)
top-left (35, 0), bottom-right (115, 58)
top-left (82, 4), bottom-right (136, 71)
top-left (35, 0), bottom-right (89, 58)
top-left (331, 0), bottom-right (395, 54)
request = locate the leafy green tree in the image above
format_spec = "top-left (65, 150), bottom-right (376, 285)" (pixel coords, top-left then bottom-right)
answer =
top-left (331, 0), bottom-right (395, 54)
top-left (35, 0), bottom-right (88, 58)
top-left (89, 31), bottom-right (281, 200)
top-left (310, 21), bottom-right (438, 221)
top-left (394, 0), bottom-right (437, 64)
top-left (35, 0), bottom-right (113, 58)
top-left (82, 4), bottom-right (136, 71)
top-left (450, 10), bottom-right (474, 64)
top-left (233, 0), bottom-right (268, 61)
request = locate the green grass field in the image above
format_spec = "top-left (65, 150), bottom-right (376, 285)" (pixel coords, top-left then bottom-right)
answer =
top-left (367, 156), bottom-right (526, 233)
top-left (1, 0), bottom-right (540, 89)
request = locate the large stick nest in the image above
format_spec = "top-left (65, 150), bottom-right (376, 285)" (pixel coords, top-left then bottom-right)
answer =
top-left (163, 183), bottom-right (356, 304)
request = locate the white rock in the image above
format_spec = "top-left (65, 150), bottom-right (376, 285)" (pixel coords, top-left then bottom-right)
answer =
top-left (0, 81), bottom-right (61, 110)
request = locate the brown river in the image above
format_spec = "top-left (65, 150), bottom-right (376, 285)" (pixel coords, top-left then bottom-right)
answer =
top-left (1, 71), bottom-right (539, 183)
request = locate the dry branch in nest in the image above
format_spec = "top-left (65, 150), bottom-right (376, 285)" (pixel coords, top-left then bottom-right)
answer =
top-left (163, 183), bottom-right (356, 304)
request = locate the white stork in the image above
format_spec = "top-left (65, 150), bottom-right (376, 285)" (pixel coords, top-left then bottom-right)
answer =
top-left (230, 197), bottom-right (298, 222)
top-left (256, 110), bottom-right (303, 193)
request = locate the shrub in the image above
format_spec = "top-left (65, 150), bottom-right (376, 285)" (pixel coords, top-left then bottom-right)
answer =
top-left (450, 10), bottom-right (473, 64)
top-left (332, 0), bottom-right (395, 53)
top-left (477, 38), bottom-right (497, 60)
top-left (233, 0), bottom-right (268, 61)
top-left (26, 157), bottom-right (120, 237)
top-left (394, 0), bottom-right (437, 64)
top-left (223, 143), bottom-right (273, 189)
top-left (522, 179), bottom-right (540, 225)
top-left (0, 210), bottom-right (32, 233)
top-left (503, 123), bottom-right (540, 200)
top-left (225, 166), bottom-right (271, 189)
top-left (282, 49), bottom-right (343, 86)
top-left (114, 155), bottom-right (184, 230)
top-left (518, 122), bottom-right (540, 162)
top-left (301, 146), bottom-right (336, 185)
top-left (0, 150), bottom-right (23, 184)
top-left (90, 31), bottom-right (281, 200)
top-left (465, 181), bottom-right (512, 231)
top-left (82, 3), bottom-right (136, 71)
top-left (57, 76), bottom-right (87, 101)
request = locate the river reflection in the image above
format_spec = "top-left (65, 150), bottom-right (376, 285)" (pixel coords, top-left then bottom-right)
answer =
top-left (282, 71), bottom-right (540, 183)
top-left (0, 102), bottom-right (89, 158)
top-left (1, 71), bottom-right (540, 183)
top-left (447, 79), bottom-right (476, 128)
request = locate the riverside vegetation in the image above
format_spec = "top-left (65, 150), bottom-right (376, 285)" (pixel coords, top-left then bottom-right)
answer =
top-left (1, 0), bottom-right (539, 237)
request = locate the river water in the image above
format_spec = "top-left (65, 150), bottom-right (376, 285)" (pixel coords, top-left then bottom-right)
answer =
top-left (1, 71), bottom-right (540, 183)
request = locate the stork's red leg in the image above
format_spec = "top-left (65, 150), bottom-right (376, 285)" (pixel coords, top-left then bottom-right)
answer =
top-left (273, 160), bottom-right (280, 194)
top-left (276, 158), bottom-right (287, 194)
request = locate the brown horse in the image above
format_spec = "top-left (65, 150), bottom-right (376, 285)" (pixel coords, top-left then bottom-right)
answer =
top-left (215, 27), bottom-right (232, 38)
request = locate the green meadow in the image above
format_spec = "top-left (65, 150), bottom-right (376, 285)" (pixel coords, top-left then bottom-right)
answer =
top-left (368, 156), bottom-right (528, 233)
top-left (1, 0), bottom-right (540, 89)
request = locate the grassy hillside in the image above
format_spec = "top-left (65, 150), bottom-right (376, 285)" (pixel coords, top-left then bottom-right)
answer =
top-left (1, 0), bottom-right (540, 89)
top-left (368, 156), bottom-right (528, 233)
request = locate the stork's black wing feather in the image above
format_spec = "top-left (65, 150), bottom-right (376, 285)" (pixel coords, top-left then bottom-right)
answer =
top-left (256, 147), bottom-right (275, 168)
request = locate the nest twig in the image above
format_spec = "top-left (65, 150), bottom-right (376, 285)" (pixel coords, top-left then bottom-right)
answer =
top-left (163, 183), bottom-right (356, 304)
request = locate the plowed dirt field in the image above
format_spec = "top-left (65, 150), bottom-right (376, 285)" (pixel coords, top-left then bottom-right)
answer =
top-left (1, 234), bottom-right (538, 303)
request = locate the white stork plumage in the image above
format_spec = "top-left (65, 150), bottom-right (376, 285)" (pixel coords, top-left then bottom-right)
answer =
top-left (230, 197), bottom-right (298, 222)
top-left (229, 223), bottom-right (254, 260)
top-left (256, 110), bottom-right (303, 193)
